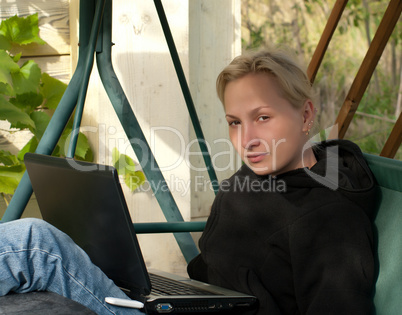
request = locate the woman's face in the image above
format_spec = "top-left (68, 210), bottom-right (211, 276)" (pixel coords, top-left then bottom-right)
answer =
top-left (224, 72), bottom-right (313, 176)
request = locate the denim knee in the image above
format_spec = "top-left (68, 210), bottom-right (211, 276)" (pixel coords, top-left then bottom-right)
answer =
top-left (15, 218), bottom-right (56, 239)
top-left (17, 218), bottom-right (50, 230)
top-left (1, 218), bottom-right (71, 252)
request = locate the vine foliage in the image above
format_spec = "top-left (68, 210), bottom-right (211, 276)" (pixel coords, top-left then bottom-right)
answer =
top-left (0, 14), bottom-right (92, 205)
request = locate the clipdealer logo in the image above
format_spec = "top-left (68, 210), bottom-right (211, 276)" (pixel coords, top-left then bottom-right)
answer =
top-left (63, 124), bottom-right (341, 192)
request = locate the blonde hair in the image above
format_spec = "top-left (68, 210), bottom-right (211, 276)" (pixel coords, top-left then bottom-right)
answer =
top-left (216, 47), bottom-right (314, 109)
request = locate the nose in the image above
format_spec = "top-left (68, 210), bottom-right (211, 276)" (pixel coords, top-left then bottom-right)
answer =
top-left (241, 124), bottom-right (260, 150)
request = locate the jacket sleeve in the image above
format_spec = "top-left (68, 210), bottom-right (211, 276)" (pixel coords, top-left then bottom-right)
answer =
top-left (288, 202), bottom-right (375, 314)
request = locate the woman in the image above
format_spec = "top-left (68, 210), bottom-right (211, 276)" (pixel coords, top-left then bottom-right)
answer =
top-left (0, 47), bottom-right (376, 314)
top-left (187, 47), bottom-right (376, 314)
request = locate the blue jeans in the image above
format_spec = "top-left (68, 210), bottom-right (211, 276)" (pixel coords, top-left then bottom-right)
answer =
top-left (0, 218), bottom-right (144, 315)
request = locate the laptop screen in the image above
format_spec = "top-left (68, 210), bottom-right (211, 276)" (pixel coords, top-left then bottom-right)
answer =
top-left (24, 153), bottom-right (151, 296)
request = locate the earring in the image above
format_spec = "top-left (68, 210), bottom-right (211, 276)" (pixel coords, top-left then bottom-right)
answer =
top-left (306, 120), bottom-right (314, 135)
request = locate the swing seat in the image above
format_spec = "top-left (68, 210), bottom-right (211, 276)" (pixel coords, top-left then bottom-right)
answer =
top-left (364, 153), bottom-right (402, 314)
top-left (0, 292), bottom-right (95, 314)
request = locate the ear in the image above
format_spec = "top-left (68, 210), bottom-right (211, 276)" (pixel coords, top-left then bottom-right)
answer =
top-left (301, 100), bottom-right (316, 134)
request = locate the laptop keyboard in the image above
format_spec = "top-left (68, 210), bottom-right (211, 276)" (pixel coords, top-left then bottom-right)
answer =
top-left (149, 273), bottom-right (218, 296)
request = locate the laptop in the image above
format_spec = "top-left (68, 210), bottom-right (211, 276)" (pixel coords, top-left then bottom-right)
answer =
top-left (24, 153), bottom-right (257, 314)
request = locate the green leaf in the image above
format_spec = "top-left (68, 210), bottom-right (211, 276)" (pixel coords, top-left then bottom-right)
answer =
top-left (0, 50), bottom-right (19, 88)
top-left (113, 151), bottom-right (136, 174)
top-left (0, 150), bottom-right (21, 166)
top-left (112, 148), bottom-right (120, 166)
top-left (40, 73), bottom-right (67, 109)
top-left (111, 148), bottom-right (145, 191)
top-left (112, 148), bottom-right (126, 173)
top-left (17, 136), bottom-right (38, 160)
top-left (125, 171), bottom-right (146, 192)
top-left (58, 128), bottom-right (92, 161)
top-left (0, 82), bottom-right (13, 96)
top-left (11, 60), bottom-right (41, 95)
top-left (9, 92), bottom-right (43, 114)
top-left (0, 150), bottom-right (26, 194)
top-left (0, 164), bottom-right (25, 195)
top-left (74, 132), bottom-right (91, 160)
top-left (57, 131), bottom-right (69, 157)
top-left (0, 34), bottom-right (11, 50)
top-left (12, 53), bottom-right (21, 63)
top-left (0, 14), bottom-right (46, 46)
top-left (0, 94), bottom-right (35, 129)
top-left (82, 145), bottom-right (93, 162)
top-left (30, 110), bottom-right (50, 139)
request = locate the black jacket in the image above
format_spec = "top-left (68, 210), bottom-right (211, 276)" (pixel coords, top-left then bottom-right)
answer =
top-left (188, 140), bottom-right (377, 314)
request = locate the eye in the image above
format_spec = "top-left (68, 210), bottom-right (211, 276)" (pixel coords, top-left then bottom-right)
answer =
top-left (228, 120), bottom-right (241, 126)
top-left (258, 115), bottom-right (270, 122)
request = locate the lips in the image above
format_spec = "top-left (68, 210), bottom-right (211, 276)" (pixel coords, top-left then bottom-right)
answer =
top-left (246, 152), bottom-right (270, 163)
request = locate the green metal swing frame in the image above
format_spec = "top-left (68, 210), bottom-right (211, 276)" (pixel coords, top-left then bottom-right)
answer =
top-left (2, 0), bottom-right (213, 263)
